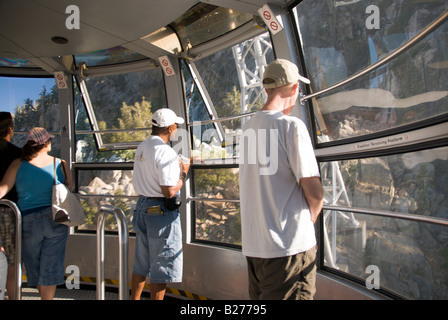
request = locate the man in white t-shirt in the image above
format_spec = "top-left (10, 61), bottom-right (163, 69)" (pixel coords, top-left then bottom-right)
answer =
top-left (239, 59), bottom-right (323, 300)
top-left (131, 108), bottom-right (190, 300)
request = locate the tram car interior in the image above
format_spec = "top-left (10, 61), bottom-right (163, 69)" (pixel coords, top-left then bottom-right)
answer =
top-left (0, 0), bottom-right (447, 300)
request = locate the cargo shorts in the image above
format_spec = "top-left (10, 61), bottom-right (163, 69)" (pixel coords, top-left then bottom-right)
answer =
top-left (132, 196), bottom-right (183, 283)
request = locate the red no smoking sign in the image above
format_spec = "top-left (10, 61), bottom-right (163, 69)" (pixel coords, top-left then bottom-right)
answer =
top-left (158, 56), bottom-right (176, 77)
top-left (263, 11), bottom-right (271, 20)
top-left (258, 4), bottom-right (283, 35)
top-left (54, 71), bottom-right (68, 89)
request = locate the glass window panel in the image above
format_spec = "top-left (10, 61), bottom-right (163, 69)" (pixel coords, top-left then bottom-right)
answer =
top-left (294, 1), bottom-right (448, 142)
top-left (313, 21), bottom-right (448, 142)
top-left (194, 200), bottom-right (241, 246)
top-left (193, 168), bottom-right (240, 245)
top-left (75, 133), bottom-right (136, 163)
top-left (323, 209), bottom-right (448, 299)
top-left (293, 0), bottom-right (448, 89)
top-left (141, 27), bottom-right (182, 55)
top-left (182, 60), bottom-right (209, 124)
top-left (170, 3), bottom-right (253, 49)
top-left (190, 119), bottom-right (245, 161)
top-left (83, 68), bottom-right (166, 131)
top-left (0, 76), bottom-right (60, 154)
top-left (78, 68), bottom-right (166, 154)
top-left (77, 169), bottom-right (137, 232)
top-left (320, 146), bottom-right (448, 219)
top-left (0, 77), bottom-right (58, 124)
top-left (193, 167), bottom-right (239, 199)
top-left (78, 196), bottom-right (137, 232)
top-left (0, 57), bottom-right (38, 68)
top-left (74, 46), bottom-right (148, 67)
top-left (186, 33), bottom-right (273, 160)
top-left (192, 33), bottom-right (273, 119)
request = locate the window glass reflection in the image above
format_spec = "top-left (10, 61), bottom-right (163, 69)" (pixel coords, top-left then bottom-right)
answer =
top-left (323, 210), bottom-right (448, 299)
top-left (74, 46), bottom-right (148, 67)
top-left (76, 68), bottom-right (166, 159)
top-left (186, 32), bottom-right (273, 160)
top-left (83, 68), bottom-right (166, 130)
top-left (77, 169), bottom-right (137, 232)
top-left (294, 0), bottom-right (447, 88)
top-left (170, 3), bottom-right (253, 49)
top-left (194, 200), bottom-right (241, 246)
top-left (193, 168), bottom-right (240, 245)
top-left (293, 0), bottom-right (448, 142)
top-left (320, 146), bottom-right (448, 219)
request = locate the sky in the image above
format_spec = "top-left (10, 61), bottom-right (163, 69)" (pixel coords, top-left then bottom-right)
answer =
top-left (0, 77), bottom-right (56, 114)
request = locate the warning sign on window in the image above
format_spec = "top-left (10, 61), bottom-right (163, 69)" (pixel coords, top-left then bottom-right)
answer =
top-left (257, 4), bottom-right (283, 35)
top-left (158, 56), bottom-right (176, 77)
top-left (54, 71), bottom-right (68, 89)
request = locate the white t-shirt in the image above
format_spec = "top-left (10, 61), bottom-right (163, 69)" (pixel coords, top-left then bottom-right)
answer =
top-left (133, 135), bottom-right (180, 197)
top-left (239, 110), bottom-right (320, 258)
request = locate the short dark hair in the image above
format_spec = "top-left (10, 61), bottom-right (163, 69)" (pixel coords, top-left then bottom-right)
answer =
top-left (0, 112), bottom-right (13, 139)
top-left (151, 125), bottom-right (170, 135)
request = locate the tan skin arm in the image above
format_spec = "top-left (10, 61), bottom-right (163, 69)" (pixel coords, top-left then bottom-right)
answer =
top-left (300, 176), bottom-right (324, 223)
top-left (0, 158), bottom-right (22, 199)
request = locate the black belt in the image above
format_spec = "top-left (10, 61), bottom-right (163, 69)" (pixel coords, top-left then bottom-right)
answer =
top-left (141, 196), bottom-right (165, 200)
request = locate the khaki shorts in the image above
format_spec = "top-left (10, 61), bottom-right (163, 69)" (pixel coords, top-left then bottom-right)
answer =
top-left (246, 247), bottom-right (317, 300)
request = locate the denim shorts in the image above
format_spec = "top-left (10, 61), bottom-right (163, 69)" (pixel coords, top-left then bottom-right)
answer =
top-left (21, 207), bottom-right (68, 287)
top-left (132, 196), bottom-right (183, 283)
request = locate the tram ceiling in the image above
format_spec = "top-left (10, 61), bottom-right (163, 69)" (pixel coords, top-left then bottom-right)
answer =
top-left (0, 0), bottom-right (199, 59)
top-left (0, 0), bottom-right (286, 63)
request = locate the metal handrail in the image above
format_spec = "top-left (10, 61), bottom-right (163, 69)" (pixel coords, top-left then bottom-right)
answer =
top-left (300, 8), bottom-right (448, 104)
top-left (323, 205), bottom-right (448, 227)
top-left (0, 200), bottom-right (22, 300)
top-left (96, 205), bottom-right (129, 300)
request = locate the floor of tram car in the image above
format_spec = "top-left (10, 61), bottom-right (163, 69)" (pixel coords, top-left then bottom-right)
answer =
top-left (7, 283), bottom-right (182, 300)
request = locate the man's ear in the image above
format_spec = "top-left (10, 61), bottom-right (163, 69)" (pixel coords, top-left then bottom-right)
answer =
top-left (291, 83), bottom-right (299, 96)
top-left (168, 124), bottom-right (176, 133)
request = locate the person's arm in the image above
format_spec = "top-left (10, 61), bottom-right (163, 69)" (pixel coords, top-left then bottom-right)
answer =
top-left (160, 157), bottom-right (190, 198)
top-left (0, 158), bottom-right (21, 199)
top-left (300, 176), bottom-right (324, 223)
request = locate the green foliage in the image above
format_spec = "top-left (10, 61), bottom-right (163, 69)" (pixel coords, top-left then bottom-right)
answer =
top-left (98, 97), bottom-right (153, 161)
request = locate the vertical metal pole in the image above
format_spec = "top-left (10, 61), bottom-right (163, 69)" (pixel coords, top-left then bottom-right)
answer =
top-left (96, 205), bottom-right (129, 300)
top-left (115, 208), bottom-right (129, 300)
top-left (0, 200), bottom-right (22, 300)
top-left (96, 211), bottom-right (106, 300)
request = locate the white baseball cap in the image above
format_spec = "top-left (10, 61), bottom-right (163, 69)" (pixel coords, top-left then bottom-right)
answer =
top-left (262, 59), bottom-right (310, 89)
top-left (151, 108), bottom-right (185, 127)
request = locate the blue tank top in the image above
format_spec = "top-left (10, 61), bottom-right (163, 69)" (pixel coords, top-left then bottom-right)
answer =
top-left (16, 159), bottom-right (65, 215)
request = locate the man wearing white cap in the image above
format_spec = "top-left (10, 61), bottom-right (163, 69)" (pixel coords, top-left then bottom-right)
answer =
top-left (131, 108), bottom-right (190, 300)
top-left (239, 59), bottom-right (323, 299)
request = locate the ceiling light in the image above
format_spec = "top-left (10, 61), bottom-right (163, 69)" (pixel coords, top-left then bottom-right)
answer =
top-left (51, 36), bottom-right (69, 44)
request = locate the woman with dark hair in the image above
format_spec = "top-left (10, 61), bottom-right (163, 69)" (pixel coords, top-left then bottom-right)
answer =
top-left (0, 127), bottom-right (72, 300)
